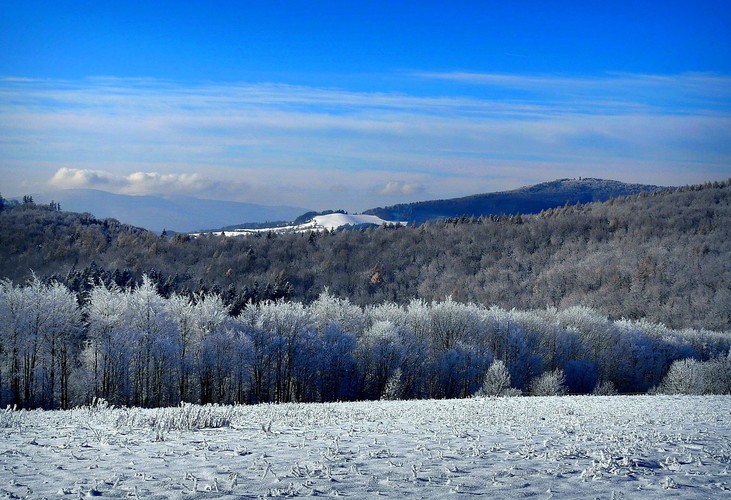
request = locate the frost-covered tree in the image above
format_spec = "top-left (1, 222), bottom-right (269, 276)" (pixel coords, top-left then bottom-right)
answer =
top-left (0, 276), bottom-right (81, 409)
top-left (310, 290), bottom-right (366, 337)
top-left (83, 283), bottom-right (132, 405)
top-left (190, 292), bottom-right (232, 404)
top-left (2, 270), bottom-right (731, 408)
top-left (357, 320), bottom-right (403, 399)
top-left (35, 280), bottom-right (81, 409)
top-left (166, 293), bottom-right (197, 403)
top-left (254, 301), bottom-right (314, 402)
top-left (656, 354), bottom-right (731, 396)
top-left (124, 276), bottom-right (178, 407)
top-left (591, 380), bottom-right (619, 396)
top-left (657, 358), bottom-right (705, 395)
top-left (0, 278), bottom-right (26, 407)
top-left (427, 297), bottom-right (480, 351)
top-left (238, 309), bottom-right (273, 403)
top-left (475, 359), bottom-right (520, 397)
top-left (529, 369), bottom-right (568, 396)
top-left (380, 368), bottom-right (404, 400)
top-left (703, 351), bottom-right (731, 395)
top-left (318, 323), bottom-right (357, 401)
top-left (434, 342), bottom-right (490, 398)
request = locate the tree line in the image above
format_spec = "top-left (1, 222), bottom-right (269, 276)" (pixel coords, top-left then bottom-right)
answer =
top-left (1, 275), bottom-right (729, 410)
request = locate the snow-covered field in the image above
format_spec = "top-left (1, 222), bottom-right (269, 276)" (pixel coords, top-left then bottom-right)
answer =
top-left (2, 396), bottom-right (730, 498)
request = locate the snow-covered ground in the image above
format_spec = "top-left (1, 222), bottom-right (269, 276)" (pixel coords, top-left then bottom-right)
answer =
top-left (191, 213), bottom-right (404, 237)
top-left (2, 396), bottom-right (730, 498)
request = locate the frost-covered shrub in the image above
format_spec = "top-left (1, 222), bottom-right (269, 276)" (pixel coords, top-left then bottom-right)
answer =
top-left (150, 403), bottom-right (234, 431)
top-left (591, 380), bottom-right (619, 396)
top-left (529, 369), bottom-right (568, 396)
top-left (474, 360), bottom-right (521, 397)
top-left (656, 354), bottom-right (731, 395)
top-left (0, 405), bottom-right (23, 428)
top-left (703, 352), bottom-right (731, 395)
top-left (108, 403), bottom-right (235, 432)
top-left (657, 358), bottom-right (705, 395)
top-left (381, 368), bottom-right (404, 400)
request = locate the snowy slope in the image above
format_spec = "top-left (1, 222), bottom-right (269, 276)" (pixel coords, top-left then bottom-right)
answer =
top-left (2, 396), bottom-right (730, 498)
top-left (312, 213), bottom-right (401, 229)
top-left (194, 212), bottom-right (404, 236)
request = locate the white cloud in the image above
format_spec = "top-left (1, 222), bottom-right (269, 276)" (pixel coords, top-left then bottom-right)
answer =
top-left (49, 168), bottom-right (213, 195)
top-left (49, 167), bottom-right (118, 188)
top-left (376, 181), bottom-right (425, 196)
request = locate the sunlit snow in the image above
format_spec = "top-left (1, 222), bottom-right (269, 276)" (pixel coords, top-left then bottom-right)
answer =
top-left (2, 396), bottom-right (730, 498)
top-left (191, 213), bottom-right (404, 237)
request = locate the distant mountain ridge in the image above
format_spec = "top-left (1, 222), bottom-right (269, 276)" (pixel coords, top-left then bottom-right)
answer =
top-left (30, 179), bottom-right (662, 233)
top-left (364, 178), bottom-right (664, 223)
top-left (31, 189), bottom-right (309, 233)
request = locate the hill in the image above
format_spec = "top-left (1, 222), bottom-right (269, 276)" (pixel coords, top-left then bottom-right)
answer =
top-left (200, 213), bottom-right (404, 236)
top-left (201, 178), bottom-right (653, 234)
top-left (0, 180), bottom-right (729, 330)
top-left (31, 189), bottom-right (309, 232)
top-left (364, 178), bottom-right (662, 223)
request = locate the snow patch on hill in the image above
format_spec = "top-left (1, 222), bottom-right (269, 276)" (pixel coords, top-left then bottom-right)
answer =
top-left (312, 213), bottom-right (399, 229)
top-left (192, 213), bottom-right (405, 237)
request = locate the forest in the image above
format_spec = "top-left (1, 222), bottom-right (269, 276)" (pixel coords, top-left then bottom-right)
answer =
top-left (1, 275), bottom-right (730, 410)
top-left (1, 180), bottom-right (730, 330)
top-left (0, 180), bottom-right (730, 409)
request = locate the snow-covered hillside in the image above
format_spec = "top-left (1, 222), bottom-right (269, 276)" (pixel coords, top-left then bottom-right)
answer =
top-left (2, 396), bottom-right (730, 498)
top-left (193, 213), bottom-right (404, 236)
top-left (312, 213), bottom-right (402, 229)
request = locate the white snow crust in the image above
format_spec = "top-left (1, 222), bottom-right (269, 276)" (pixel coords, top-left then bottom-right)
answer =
top-left (2, 396), bottom-right (730, 498)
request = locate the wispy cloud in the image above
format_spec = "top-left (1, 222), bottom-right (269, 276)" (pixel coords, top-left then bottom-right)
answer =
top-left (375, 181), bottom-right (426, 196)
top-left (413, 71), bottom-right (731, 114)
top-left (414, 70), bottom-right (731, 93)
top-left (1, 73), bottom-right (729, 210)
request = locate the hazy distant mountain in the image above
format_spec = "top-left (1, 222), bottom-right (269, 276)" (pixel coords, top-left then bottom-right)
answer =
top-left (364, 178), bottom-right (664, 223)
top-left (32, 189), bottom-right (309, 232)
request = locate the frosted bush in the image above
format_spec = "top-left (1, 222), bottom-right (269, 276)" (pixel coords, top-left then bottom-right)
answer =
top-left (149, 403), bottom-right (235, 431)
top-left (704, 354), bottom-right (731, 394)
top-left (381, 368), bottom-right (404, 400)
top-left (654, 353), bottom-right (731, 395)
top-left (530, 369), bottom-right (568, 396)
top-left (591, 380), bottom-right (619, 396)
top-left (658, 358), bottom-right (705, 395)
top-left (475, 360), bottom-right (521, 397)
top-left (85, 397), bottom-right (113, 412)
top-left (0, 405), bottom-right (23, 428)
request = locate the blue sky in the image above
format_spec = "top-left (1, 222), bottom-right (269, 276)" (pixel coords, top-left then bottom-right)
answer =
top-left (1, 1), bottom-right (730, 211)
